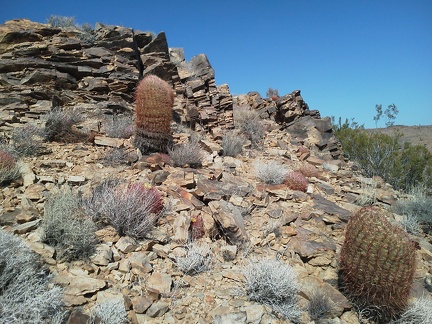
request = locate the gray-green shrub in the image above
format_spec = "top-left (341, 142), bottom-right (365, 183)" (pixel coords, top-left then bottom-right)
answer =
top-left (0, 229), bottom-right (65, 323)
top-left (254, 160), bottom-right (288, 185)
top-left (221, 130), bottom-right (246, 157)
top-left (233, 106), bottom-right (264, 147)
top-left (168, 141), bottom-right (203, 167)
top-left (175, 242), bottom-right (212, 275)
top-left (242, 258), bottom-right (300, 321)
top-left (42, 188), bottom-right (97, 261)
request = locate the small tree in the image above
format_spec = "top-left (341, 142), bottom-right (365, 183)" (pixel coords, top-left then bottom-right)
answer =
top-left (373, 104), bottom-right (399, 127)
top-left (266, 88), bottom-right (279, 101)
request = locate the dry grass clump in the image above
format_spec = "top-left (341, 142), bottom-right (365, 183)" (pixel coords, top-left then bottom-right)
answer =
top-left (83, 179), bottom-right (163, 239)
top-left (43, 108), bottom-right (86, 142)
top-left (101, 147), bottom-right (135, 167)
top-left (221, 130), bottom-right (247, 157)
top-left (0, 229), bottom-right (65, 323)
top-left (233, 105), bottom-right (265, 146)
top-left (307, 290), bottom-right (333, 321)
top-left (42, 188), bottom-right (97, 261)
top-left (104, 114), bottom-right (134, 139)
top-left (10, 124), bottom-right (45, 156)
top-left (254, 160), bottom-right (288, 185)
top-left (168, 140), bottom-right (203, 167)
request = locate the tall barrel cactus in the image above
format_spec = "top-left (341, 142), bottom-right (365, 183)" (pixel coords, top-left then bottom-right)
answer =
top-left (339, 206), bottom-right (417, 322)
top-left (133, 75), bottom-right (174, 153)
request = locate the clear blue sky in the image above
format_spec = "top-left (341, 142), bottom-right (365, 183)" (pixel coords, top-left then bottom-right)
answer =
top-left (1, 0), bottom-right (431, 128)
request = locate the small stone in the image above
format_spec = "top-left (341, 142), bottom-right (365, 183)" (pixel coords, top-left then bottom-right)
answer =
top-left (115, 236), bottom-right (137, 253)
top-left (67, 175), bottom-right (86, 183)
top-left (13, 219), bottom-right (40, 234)
top-left (129, 251), bottom-right (153, 274)
top-left (221, 245), bottom-right (237, 261)
top-left (132, 296), bottom-right (153, 314)
top-left (90, 244), bottom-right (113, 266)
top-left (147, 272), bottom-right (172, 295)
top-left (146, 301), bottom-right (169, 318)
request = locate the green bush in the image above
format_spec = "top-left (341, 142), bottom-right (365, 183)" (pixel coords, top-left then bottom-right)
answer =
top-left (334, 127), bottom-right (432, 191)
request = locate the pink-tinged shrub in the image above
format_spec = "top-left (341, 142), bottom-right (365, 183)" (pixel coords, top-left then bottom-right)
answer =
top-left (0, 150), bottom-right (20, 184)
top-left (0, 150), bottom-right (16, 170)
top-left (122, 182), bottom-right (163, 214)
top-left (298, 163), bottom-right (320, 178)
top-left (84, 179), bottom-right (164, 239)
top-left (284, 171), bottom-right (308, 192)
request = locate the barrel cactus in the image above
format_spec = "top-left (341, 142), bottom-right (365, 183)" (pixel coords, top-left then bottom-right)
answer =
top-left (133, 75), bottom-right (174, 154)
top-left (339, 206), bottom-right (417, 322)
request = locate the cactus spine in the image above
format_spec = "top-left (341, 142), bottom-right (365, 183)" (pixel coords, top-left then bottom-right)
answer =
top-left (133, 75), bottom-right (174, 153)
top-left (339, 206), bottom-right (417, 322)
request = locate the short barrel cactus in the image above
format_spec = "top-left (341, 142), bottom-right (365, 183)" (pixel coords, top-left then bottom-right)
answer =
top-left (133, 75), bottom-right (175, 154)
top-left (339, 206), bottom-right (417, 322)
top-left (284, 171), bottom-right (308, 192)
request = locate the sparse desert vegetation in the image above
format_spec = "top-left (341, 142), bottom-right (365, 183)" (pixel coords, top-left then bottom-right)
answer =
top-left (1, 16), bottom-right (431, 324)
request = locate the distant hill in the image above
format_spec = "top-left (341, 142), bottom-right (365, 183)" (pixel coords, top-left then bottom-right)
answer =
top-left (366, 125), bottom-right (432, 153)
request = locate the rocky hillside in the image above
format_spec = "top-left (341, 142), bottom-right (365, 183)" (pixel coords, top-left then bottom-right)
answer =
top-left (1, 19), bottom-right (431, 324)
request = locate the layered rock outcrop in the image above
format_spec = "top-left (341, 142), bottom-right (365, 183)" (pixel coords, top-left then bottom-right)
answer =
top-left (0, 18), bottom-right (341, 158)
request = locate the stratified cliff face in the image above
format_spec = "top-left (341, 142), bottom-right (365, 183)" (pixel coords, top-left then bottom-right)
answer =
top-left (0, 18), bottom-right (341, 159)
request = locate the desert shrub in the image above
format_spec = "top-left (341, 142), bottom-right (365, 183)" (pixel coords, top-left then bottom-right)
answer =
top-left (104, 115), bottom-right (134, 139)
top-left (242, 258), bottom-right (300, 321)
top-left (101, 147), bottom-right (132, 167)
top-left (0, 229), bottom-right (65, 323)
top-left (89, 299), bottom-right (129, 324)
top-left (354, 177), bottom-right (378, 206)
top-left (168, 141), bottom-right (203, 167)
top-left (78, 23), bottom-right (98, 45)
top-left (254, 160), bottom-right (288, 185)
top-left (334, 127), bottom-right (432, 191)
top-left (43, 108), bottom-right (84, 142)
top-left (0, 149), bottom-right (20, 185)
top-left (307, 290), bottom-right (333, 321)
top-left (10, 124), bottom-right (45, 156)
top-left (84, 179), bottom-right (163, 239)
top-left (391, 296), bottom-right (432, 324)
top-left (284, 171), bottom-right (308, 192)
top-left (42, 188), bottom-right (97, 261)
top-left (399, 215), bottom-right (422, 235)
top-left (266, 88), bottom-right (279, 100)
top-left (393, 187), bottom-right (432, 233)
top-left (175, 242), bottom-right (212, 275)
top-left (233, 106), bottom-right (264, 147)
top-left (47, 15), bottom-right (77, 28)
top-left (221, 130), bottom-right (247, 157)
